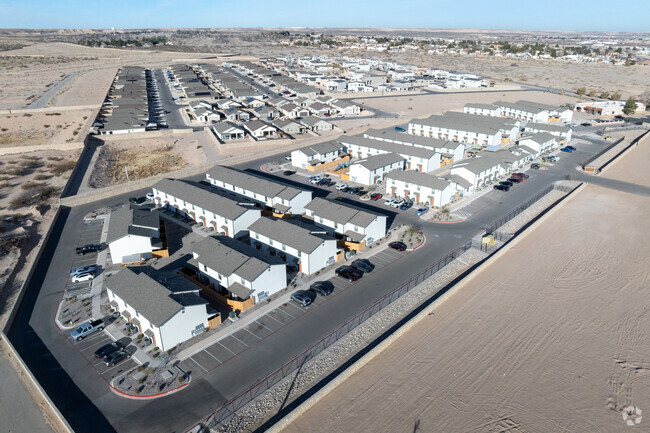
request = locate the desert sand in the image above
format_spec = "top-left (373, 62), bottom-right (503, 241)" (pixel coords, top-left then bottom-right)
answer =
top-left (282, 142), bottom-right (650, 433)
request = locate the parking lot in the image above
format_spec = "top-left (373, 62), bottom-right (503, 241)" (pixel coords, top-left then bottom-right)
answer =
top-left (65, 219), bottom-right (104, 298)
top-left (177, 247), bottom-right (406, 378)
top-left (70, 330), bottom-right (137, 381)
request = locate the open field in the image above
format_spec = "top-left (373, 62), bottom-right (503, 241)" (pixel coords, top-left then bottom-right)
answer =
top-left (0, 109), bottom-right (93, 150)
top-left (282, 143), bottom-right (650, 433)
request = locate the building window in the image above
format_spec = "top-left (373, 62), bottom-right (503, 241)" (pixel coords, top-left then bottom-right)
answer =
top-left (254, 232), bottom-right (259, 239)
top-left (269, 239), bottom-right (274, 246)
top-left (241, 277), bottom-right (246, 285)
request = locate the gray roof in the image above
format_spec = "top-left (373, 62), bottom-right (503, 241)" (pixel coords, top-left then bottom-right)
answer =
top-left (520, 132), bottom-right (557, 144)
top-left (451, 154), bottom-right (503, 174)
top-left (523, 122), bottom-right (571, 133)
top-left (249, 218), bottom-right (331, 253)
top-left (213, 122), bottom-right (244, 134)
top-left (107, 205), bottom-right (159, 244)
top-left (387, 170), bottom-right (453, 191)
top-left (465, 103), bottom-right (499, 110)
top-left (300, 116), bottom-right (331, 127)
top-left (153, 178), bottom-right (251, 220)
top-left (496, 100), bottom-right (562, 113)
top-left (206, 166), bottom-right (304, 202)
top-left (409, 112), bottom-right (517, 136)
top-left (364, 128), bottom-right (464, 151)
top-left (443, 174), bottom-right (472, 190)
top-left (192, 236), bottom-right (282, 282)
top-left (299, 141), bottom-right (341, 157)
top-left (244, 119), bottom-right (276, 133)
top-left (354, 152), bottom-right (405, 171)
top-left (305, 197), bottom-right (380, 228)
top-left (105, 268), bottom-right (204, 327)
top-left (339, 135), bottom-right (437, 160)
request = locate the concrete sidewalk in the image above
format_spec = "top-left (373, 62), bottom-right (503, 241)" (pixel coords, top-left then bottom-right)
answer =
top-left (173, 224), bottom-right (413, 362)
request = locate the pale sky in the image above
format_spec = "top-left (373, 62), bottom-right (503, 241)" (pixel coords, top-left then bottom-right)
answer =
top-left (1, 0), bottom-right (647, 31)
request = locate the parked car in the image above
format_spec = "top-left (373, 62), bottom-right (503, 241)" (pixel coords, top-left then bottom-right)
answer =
top-left (384, 198), bottom-right (393, 205)
top-left (336, 183), bottom-right (348, 191)
top-left (129, 196), bottom-right (146, 205)
top-left (560, 147), bottom-right (573, 153)
top-left (72, 272), bottom-right (95, 283)
top-left (351, 259), bottom-right (375, 273)
top-left (370, 193), bottom-right (383, 201)
top-left (347, 186), bottom-right (361, 194)
top-left (415, 206), bottom-right (429, 216)
top-left (531, 163), bottom-right (541, 169)
top-left (334, 114), bottom-right (345, 118)
top-left (75, 244), bottom-right (102, 255)
top-left (388, 241), bottom-right (407, 251)
top-left (389, 199), bottom-right (404, 208)
top-left (70, 265), bottom-right (98, 277)
top-left (104, 349), bottom-right (130, 367)
top-left (291, 289), bottom-right (315, 307)
top-left (145, 192), bottom-right (154, 200)
top-left (511, 172), bottom-right (529, 179)
top-left (283, 170), bottom-right (296, 176)
top-left (308, 177), bottom-right (323, 184)
top-left (580, 122), bottom-right (592, 127)
top-left (354, 188), bottom-right (366, 196)
top-left (284, 155), bottom-right (291, 161)
top-left (546, 155), bottom-right (560, 162)
top-left (309, 281), bottom-right (334, 296)
top-left (508, 177), bottom-right (523, 183)
top-left (94, 341), bottom-right (125, 359)
top-left (400, 201), bottom-right (413, 210)
top-left (499, 181), bottom-right (514, 187)
top-left (565, 145), bottom-right (577, 151)
top-left (493, 184), bottom-right (510, 192)
top-left (335, 266), bottom-right (363, 282)
top-left (394, 126), bottom-right (406, 132)
top-left (70, 319), bottom-right (105, 341)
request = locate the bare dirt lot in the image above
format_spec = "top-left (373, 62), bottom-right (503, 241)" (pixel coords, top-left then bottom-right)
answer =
top-left (0, 109), bottom-right (93, 150)
top-left (282, 144), bottom-right (650, 433)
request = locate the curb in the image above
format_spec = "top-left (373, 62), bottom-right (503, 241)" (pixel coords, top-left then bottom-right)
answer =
top-left (109, 375), bottom-right (192, 400)
top-left (408, 234), bottom-right (426, 251)
top-left (428, 219), bottom-right (464, 224)
top-left (265, 183), bottom-right (587, 433)
top-left (54, 299), bottom-right (81, 330)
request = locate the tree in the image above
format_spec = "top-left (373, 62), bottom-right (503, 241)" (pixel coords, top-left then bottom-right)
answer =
top-left (623, 98), bottom-right (637, 115)
top-left (611, 91), bottom-right (622, 100)
top-left (576, 87), bottom-right (586, 97)
top-left (550, 48), bottom-right (557, 58)
top-left (588, 90), bottom-right (597, 97)
top-left (599, 91), bottom-right (610, 99)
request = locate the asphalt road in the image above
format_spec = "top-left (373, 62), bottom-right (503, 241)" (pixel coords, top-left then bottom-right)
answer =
top-left (154, 69), bottom-right (201, 131)
top-left (6, 128), bottom-right (615, 433)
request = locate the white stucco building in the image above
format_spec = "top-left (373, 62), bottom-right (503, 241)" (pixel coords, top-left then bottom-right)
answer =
top-left (191, 235), bottom-right (287, 304)
top-left (152, 178), bottom-right (261, 238)
top-left (107, 206), bottom-right (162, 264)
top-left (386, 170), bottom-right (458, 207)
top-left (291, 141), bottom-right (342, 169)
top-left (206, 165), bottom-right (313, 215)
top-left (248, 218), bottom-right (338, 275)
top-left (340, 135), bottom-right (441, 173)
top-left (347, 152), bottom-right (405, 185)
top-left (363, 128), bottom-right (466, 164)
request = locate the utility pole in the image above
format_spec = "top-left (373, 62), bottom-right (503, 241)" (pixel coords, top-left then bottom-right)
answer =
top-left (125, 166), bottom-right (129, 181)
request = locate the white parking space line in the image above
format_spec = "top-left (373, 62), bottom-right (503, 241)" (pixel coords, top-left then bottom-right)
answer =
top-left (203, 350), bottom-right (221, 363)
top-left (254, 320), bottom-right (274, 333)
top-left (278, 306), bottom-right (296, 319)
top-left (264, 313), bottom-right (284, 325)
top-left (102, 361), bottom-right (131, 376)
top-left (285, 301), bottom-right (306, 313)
top-left (242, 328), bottom-right (262, 340)
top-left (80, 339), bottom-right (110, 352)
top-left (230, 334), bottom-right (249, 348)
top-left (189, 357), bottom-right (208, 373)
top-left (217, 341), bottom-right (236, 355)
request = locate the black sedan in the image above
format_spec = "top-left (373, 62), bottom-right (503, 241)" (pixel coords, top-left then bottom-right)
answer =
top-left (499, 180), bottom-right (514, 187)
top-left (388, 241), bottom-right (407, 251)
top-left (309, 281), bottom-right (334, 296)
top-left (335, 266), bottom-right (364, 282)
top-left (351, 259), bottom-right (375, 273)
top-left (94, 341), bottom-right (124, 359)
top-left (129, 196), bottom-right (146, 205)
top-left (104, 349), bottom-right (130, 367)
top-left (75, 244), bottom-right (103, 255)
top-left (493, 184), bottom-right (510, 192)
top-left (283, 170), bottom-right (296, 176)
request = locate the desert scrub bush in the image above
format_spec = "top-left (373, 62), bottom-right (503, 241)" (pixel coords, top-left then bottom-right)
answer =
top-left (20, 181), bottom-right (45, 190)
top-left (47, 160), bottom-right (76, 176)
top-left (8, 186), bottom-right (60, 210)
top-left (0, 181), bottom-right (11, 189)
top-left (19, 159), bottom-right (41, 169)
top-left (34, 173), bottom-right (50, 180)
top-left (47, 156), bottom-right (63, 161)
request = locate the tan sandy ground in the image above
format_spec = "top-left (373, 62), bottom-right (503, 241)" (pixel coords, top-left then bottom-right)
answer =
top-left (282, 144), bottom-right (650, 432)
top-left (0, 109), bottom-right (93, 150)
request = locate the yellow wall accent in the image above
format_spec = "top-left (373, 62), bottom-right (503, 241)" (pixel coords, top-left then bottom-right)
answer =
top-left (306, 155), bottom-right (350, 172)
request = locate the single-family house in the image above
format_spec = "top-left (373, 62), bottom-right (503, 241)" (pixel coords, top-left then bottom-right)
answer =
top-left (300, 116), bottom-right (334, 132)
top-left (272, 118), bottom-right (306, 136)
top-left (291, 141), bottom-right (343, 170)
top-left (212, 122), bottom-right (246, 141)
top-left (330, 100), bottom-right (361, 115)
top-left (243, 120), bottom-right (278, 140)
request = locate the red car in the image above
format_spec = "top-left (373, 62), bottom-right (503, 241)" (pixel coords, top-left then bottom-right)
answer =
top-left (370, 193), bottom-right (383, 201)
top-left (511, 172), bottom-right (529, 179)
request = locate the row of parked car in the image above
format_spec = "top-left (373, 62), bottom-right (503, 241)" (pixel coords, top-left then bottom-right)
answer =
top-left (493, 172), bottom-right (529, 192)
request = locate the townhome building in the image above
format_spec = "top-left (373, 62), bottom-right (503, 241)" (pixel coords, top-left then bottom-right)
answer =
top-left (248, 218), bottom-right (339, 275)
top-left (152, 178), bottom-right (261, 238)
top-left (339, 135), bottom-right (440, 173)
top-left (363, 128), bottom-right (465, 164)
top-left (408, 112), bottom-right (519, 147)
top-left (496, 100), bottom-right (573, 123)
top-left (304, 198), bottom-right (387, 249)
top-left (449, 154), bottom-right (504, 191)
top-left (385, 170), bottom-right (458, 207)
top-left (206, 165), bottom-right (313, 215)
top-left (522, 122), bottom-right (572, 142)
top-left (464, 103), bottom-right (503, 117)
top-left (107, 205), bottom-right (163, 264)
top-left (191, 235), bottom-right (287, 305)
top-left (291, 141), bottom-right (343, 169)
top-left (105, 268), bottom-right (213, 351)
top-left (518, 132), bottom-right (558, 155)
top-left (347, 152), bottom-right (405, 185)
